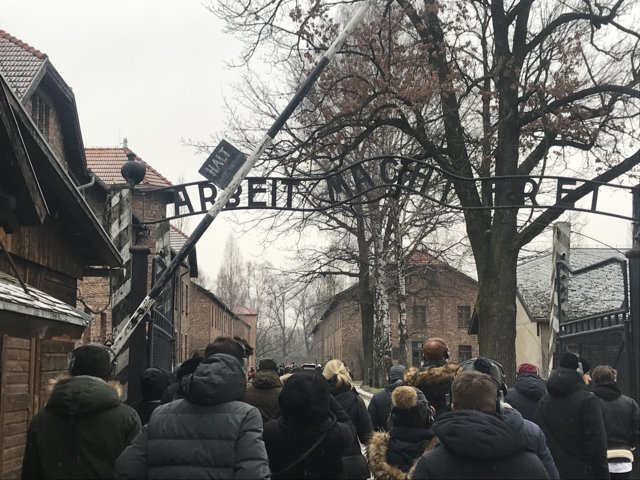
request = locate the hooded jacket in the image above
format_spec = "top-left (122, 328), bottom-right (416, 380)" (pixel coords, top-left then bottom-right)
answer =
top-left (507, 373), bottom-right (547, 421)
top-left (368, 380), bottom-right (403, 432)
top-left (534, 367), bottom-right (609, 480)
top-left (403, 361), bottom-right (458, 418)
top-left (412, 410), bottom-right (549, 479)
top-left (115, 354), bottom-right (269, 480)
top-left (21, 376), bottom-right (141, 480)
top-left (367, 427), bottom-right (436, 480)
top-left (502, 405), bottom-right (559, 479)
top-left (244, 368), bottom-right (283, 424)
top-left (591, 383), bottom-right (640, 452)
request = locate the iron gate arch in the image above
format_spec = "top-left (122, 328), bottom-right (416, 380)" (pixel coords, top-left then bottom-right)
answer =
top-left (148, 255), bottom-right (175, 372)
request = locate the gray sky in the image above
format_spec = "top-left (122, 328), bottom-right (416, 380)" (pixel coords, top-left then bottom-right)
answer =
top-left (1, 0), bottom-right (636, 283)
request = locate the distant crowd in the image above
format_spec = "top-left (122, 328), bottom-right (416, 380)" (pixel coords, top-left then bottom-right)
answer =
top-left (20, 336), bottom-right (639, 479)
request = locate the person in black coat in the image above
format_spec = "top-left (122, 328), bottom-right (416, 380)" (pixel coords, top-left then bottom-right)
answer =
top-left (263, 370), bottom-right (356, 479)
top-left (130, 368), bottom-right (172, 425)
top-left (507, 362), bottom-right (547, 421)
top-left (368, 364), bottom-right (406, 432)
top-left (323, 359), bottom-right (373, 479)
top-left (590, 365), bottom-right (639, 480)
top-left (534, 352), bottom-right (609, 480)
top-left (412, 371), bottom-right (549, 479)
top-left (160, 349), bottom-right (204, 404)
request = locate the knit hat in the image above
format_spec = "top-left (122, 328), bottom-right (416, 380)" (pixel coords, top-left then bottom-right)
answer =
top-left (140, 368), bottom-right (171, 400)
top-left (279, 370), bottom-right (330, 426)
top-left (516, 363), bottom-right (539, 376)
top-left (391, 386), bottom-right (433, 428)
top-left (69, 344), bottom-right (112, 380)
top-left (388, 364), bottom-right (406, 383)
top-left (559, 352), bottom-right (591, 373)
top-left (258, 359), bottom-right (278, 372)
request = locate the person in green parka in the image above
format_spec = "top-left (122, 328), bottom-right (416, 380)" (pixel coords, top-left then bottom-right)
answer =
top-left (21, 344), bottom-right (141, 479)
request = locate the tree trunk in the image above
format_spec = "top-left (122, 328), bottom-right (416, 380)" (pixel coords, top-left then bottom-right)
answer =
top-left (357, 216), bottom-right (374, 385)
top-left (372, 224), bottom-right (391, 387)
top-left (396, 254), bottom-right (408, 366)
top-left (474, 247), bottom-right (518, 383)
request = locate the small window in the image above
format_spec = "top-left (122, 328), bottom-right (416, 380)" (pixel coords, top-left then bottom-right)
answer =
top-left (458, 345), bottom-right (472, 362)
top-left (458, 305), bottom-right (471, 328)
top-left (413, 305), bottom-right (427, 326)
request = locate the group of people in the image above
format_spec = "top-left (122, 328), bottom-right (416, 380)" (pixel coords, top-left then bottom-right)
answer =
top-left (19, 335), bottom-right (639, 479)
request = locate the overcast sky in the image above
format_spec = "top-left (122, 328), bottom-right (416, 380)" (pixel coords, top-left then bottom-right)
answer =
top-left (1, 0), bottom-right (636, 283)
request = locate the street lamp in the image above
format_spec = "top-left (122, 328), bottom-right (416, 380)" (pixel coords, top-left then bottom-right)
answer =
top-left (120, 151), bottom-right (146, 187)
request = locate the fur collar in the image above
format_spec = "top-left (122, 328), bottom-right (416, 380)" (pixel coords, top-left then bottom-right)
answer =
top-left (366, 432), bottom-right (436, 480)
top-left (48, 374), bottom-right (124, 398)
top-left (403, 363), bottom-right (458, 387)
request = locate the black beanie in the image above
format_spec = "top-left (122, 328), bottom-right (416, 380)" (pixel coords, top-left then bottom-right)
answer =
top-left (140, 368), bottom-right (171, 400)
top-left (258, 359), bottom-right (278, 372)
top-left (279, 371), bottom-right (330, 426)
top-left (559, 352), bottom-right (591, 373)
top-left (69, 345), bottom-right (112, 380)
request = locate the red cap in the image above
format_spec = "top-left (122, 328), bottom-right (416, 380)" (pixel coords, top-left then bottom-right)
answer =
top-left (517, 363), bottom-right (538, 376)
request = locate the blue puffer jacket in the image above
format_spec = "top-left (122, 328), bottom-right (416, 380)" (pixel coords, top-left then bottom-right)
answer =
top-left (503, 404), bottom-right (560, 479)
top-left (116, 354), bottom-right (270, 479)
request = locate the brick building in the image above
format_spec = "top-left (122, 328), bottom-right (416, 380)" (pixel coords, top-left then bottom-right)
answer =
top-left (310, 252), bottom-right (479, 380)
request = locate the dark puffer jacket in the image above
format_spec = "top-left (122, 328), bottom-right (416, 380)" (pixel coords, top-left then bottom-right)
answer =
top-left (534, 368), bottom-right (608, 480)
top-left (403, 361), bottom-right (458, 418)
top-left (244, 369), bottom-right (283, 424)
top-left (367, 427), bottom-right (436, 480)
top-left (368, 380), bottom-right (403, 432)
top-left (507, 373), bottom-right (547, 421)
top-left (330, 383), bottom-right (374, 454)
top-left (412, 410), bottom-right (549, 479)
top-left (591, 383), bottom-right (639, 451)
top-left (21, 376), bottom-right (141, 479)
top-left (115, 354), bottom-right (269, 479)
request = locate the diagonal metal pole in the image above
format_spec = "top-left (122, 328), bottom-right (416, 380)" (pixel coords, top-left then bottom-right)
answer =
top-left (111, 0), bottom-right (375, 356)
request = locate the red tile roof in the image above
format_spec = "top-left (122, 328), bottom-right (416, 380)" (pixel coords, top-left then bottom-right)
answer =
top-left (410, 251), bottom-right (446, 266)
top-left (169, 224), bottom-right (189, 252)
top-left (0, 30), bottom-right (46, 99)
top-left (235, 306), bottom-right (258, 315)
top-left (85, 147), bottom-right (172, 187)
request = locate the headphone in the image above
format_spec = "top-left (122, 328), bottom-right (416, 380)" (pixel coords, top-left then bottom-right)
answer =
top-left (456, 357), bottom-right (507, 414)
top-left (233, 337), bottom-right (253, 371)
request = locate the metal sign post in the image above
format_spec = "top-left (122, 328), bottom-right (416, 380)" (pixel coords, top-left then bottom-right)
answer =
top-left (110, 0), bottom-right (375, 356)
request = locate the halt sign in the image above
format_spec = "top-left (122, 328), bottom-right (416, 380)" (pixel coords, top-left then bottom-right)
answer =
top-left (198, 140), bottom-right (246, 189)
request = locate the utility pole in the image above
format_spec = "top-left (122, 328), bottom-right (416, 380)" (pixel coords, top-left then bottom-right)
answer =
top-left (626, 185), bottom-right (640, 402)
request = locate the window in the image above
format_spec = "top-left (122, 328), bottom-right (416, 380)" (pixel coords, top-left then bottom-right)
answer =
top-left (413, 305), bottom-right (427, 327)
top-left (411, 341), bottom-right (423, 367)
top-left (458, 345), bottom-right (472, 362)
top-left (458, 305), bottom-right (471, 328)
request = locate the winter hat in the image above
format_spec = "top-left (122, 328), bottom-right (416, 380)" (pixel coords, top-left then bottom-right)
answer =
top-left (69, 344), bottom-right (112, 380)
top-left (559, 352), bottom-right (591, 374)
top-left (140, 368), bottom-right (171, 400)
top-left (388, 364), bottom-right (407, 383)
top-left (516, 363), bottom-right (539, 376)
top-left (279, 370), bottom-right (330, 426)
top-left (391, 386), bottom-right (433, 428)
top-left (258, 359), bottom-right (278, 372)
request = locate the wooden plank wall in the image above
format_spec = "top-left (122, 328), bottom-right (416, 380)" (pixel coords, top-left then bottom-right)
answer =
top-left (0, 335), bottom-right (36, 479)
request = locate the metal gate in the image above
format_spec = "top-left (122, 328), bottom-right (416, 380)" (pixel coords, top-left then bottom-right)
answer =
top-left (148, 255), bottom-right (174, 372)
top-left (555, 256), bottom-right (633, 395)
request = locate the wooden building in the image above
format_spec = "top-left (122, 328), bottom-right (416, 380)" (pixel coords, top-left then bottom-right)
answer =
top-left (310, 252), bottom-right (479, 380)
top-left (0, 31), bottom-right (121, 478)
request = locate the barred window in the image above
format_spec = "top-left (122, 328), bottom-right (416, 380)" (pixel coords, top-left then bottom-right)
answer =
top-left (458, 345), bottom-right (472, 362)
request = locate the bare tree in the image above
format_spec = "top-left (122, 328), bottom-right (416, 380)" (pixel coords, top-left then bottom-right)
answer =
top-left (212, 0), bottom-right (640, 379)
top-left (215, 234), bottom-right (249, 309)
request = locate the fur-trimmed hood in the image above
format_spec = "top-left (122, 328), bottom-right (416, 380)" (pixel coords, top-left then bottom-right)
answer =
top-left (46, 375), bottom-right (124, 417)
top-left (367, 430), bottom-right (436, 480)
top-left (403, 363), bottom-right (458, 388)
